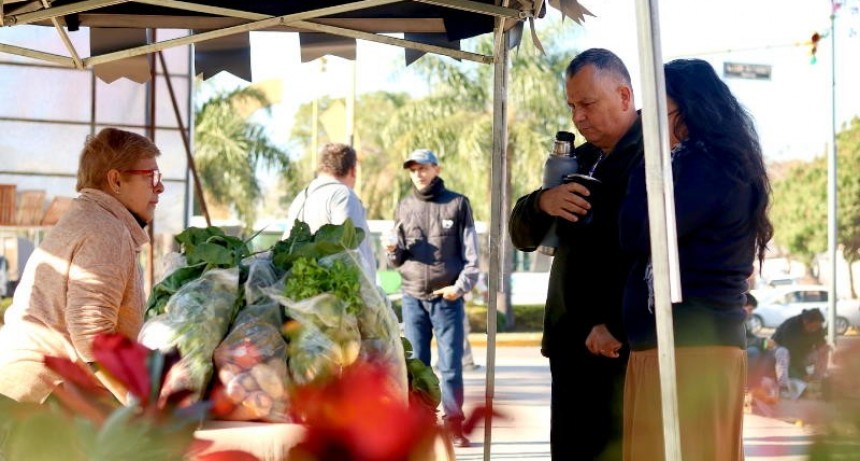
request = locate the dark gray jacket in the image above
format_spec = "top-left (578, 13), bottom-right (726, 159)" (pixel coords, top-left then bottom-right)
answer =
top-left (387, 179), bottom-right (479, 299)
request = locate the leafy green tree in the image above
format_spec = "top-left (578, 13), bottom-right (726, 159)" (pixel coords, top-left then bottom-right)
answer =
top-left (194, 86), bottom-right (291, 232)
top-left (284, 92), bottom-right (411, 219)
top-left (835, 117), bottom-right (860, 298)
top-left (770, 116), bottom-right (860, 292)
top-left (770, 157), bottom-right (827, 278)
top-left (378, 22), bottom-right (577, 221)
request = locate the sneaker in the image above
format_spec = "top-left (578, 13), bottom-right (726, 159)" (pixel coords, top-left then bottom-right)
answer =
top-left (463, 363), bottom-right (483, 372)
top-left (444, 420), bottom-right (471, 448)
top-left (451, 432), bottom-right (471, 448)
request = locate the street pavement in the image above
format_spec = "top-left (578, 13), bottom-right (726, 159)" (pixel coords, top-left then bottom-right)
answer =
top-left (452, 345), bottom-right (816, 461)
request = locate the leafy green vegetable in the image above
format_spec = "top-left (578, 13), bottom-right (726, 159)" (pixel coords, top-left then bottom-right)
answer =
top-left (144, 226), bottom-right (252, 319)
top-left (144, 264), bottom-right (205, 320)
top-left (283, 257), bottom-right (363, 316)
top-left (176, 227), bottom-right (250, 270)
top-left (401, 337), bottom-right (441, 411)
top-left (271, 219), bottom-right (364, 272)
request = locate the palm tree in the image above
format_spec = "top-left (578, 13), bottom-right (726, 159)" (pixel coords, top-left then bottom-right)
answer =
top-left (194, 86), bottom-right (291, 232)
top-left (377, 19), bottom-right (579, 221)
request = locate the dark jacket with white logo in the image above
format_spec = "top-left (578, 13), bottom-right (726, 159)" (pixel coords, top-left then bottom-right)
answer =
top-left (387, 178), bottom-right (480, 300)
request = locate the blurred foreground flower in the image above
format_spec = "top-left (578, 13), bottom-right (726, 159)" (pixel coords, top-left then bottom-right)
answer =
top-left (288, 360), bottom-right (507, 461)
top-left (0, 332), bottom-right (259, 461)
top-left (808, 339), bottom-right (860, 460)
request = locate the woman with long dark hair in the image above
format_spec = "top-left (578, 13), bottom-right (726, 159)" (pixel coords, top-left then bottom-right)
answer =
top-left (619, 58), bottom-right (773, 461)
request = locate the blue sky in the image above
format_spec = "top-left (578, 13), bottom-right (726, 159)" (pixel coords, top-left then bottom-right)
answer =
top-left (208, 0), bottom-right (860, 163)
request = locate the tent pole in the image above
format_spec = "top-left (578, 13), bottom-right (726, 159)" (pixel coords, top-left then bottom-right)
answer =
top-left (633, 0), bottom-right (684, 459)
top-left (483, 22), bottom-right (510, 461)
top-left (157, 51), bottom-right (211, 227)
top-left (826, 0), bottom-right (838, 353)
top-left (145, 28), bottom-right (157, 293)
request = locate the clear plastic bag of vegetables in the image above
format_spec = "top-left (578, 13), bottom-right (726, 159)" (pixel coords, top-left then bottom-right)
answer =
top-left (139, 267), bottom-right (240, 402)
top-left (319, 251), bottom-right (409, 402)
top-left (269, 290), bottom-right (362, 386)
top-left (212, 299), bottom-right (291, 422)
top-left (242, 254), bottom-right (281, 306)
top-left (274, 250), bottom-right (408, 401)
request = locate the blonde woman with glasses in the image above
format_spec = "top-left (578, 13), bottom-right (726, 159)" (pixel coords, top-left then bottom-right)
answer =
top-left (0, 127), bottom-right (164, 404)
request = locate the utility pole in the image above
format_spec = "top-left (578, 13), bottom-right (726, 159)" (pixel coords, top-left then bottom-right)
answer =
top-left (826, 0), bottom-right (839, 352)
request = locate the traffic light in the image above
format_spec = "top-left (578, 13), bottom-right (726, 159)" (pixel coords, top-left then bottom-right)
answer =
top-left (809, 32), bottom-right (821, 64)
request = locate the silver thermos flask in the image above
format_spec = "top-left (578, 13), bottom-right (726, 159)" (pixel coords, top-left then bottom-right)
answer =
top-left (537, 131), bottom-right (577, 256)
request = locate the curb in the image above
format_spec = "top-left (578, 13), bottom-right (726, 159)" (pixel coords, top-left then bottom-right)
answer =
top-left (467, 333), bottom-right (542, 348)
top-left (429, 333), bottom-right (542, 349)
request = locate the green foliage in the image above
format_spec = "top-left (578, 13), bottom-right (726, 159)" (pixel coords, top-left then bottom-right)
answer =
top-left (401, 337), bottom-right (442, 411)
top-left (145, 226), bottom-right (252, 319)
top-left (770, 116), bottom-right (860, 281)
top-left (0, 297), bottom-right (10, 324)
top-left (194, 84), bottom-right (291, 231)
top-left (284, 16), bottom-right (580, 222)
top-left (284, 257), bottom-right (363, 316)
top-left (466, 304), bottom-right (544, 333)
top-left (835, 117), bottom-right (860, 267)
top-left (270, 219), bottom-right (363, 272)
top-left (771, 158), bottom-right (828, 269)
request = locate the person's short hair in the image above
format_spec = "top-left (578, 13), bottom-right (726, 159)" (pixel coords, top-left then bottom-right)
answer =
top-left (745, 292), bottom-right (758, 308)
top-left (565, 48), bottom-right (632, 86)
top-left (801, 308), bottom-right (825, 323)
top-left (317, 142), bottom-right (357, 177)
top-left (76, 127), bottom-right (161, 192)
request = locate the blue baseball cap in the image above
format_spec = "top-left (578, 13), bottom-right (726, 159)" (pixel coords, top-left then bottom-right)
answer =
top-left (403, 149), bottom-right (438, 169)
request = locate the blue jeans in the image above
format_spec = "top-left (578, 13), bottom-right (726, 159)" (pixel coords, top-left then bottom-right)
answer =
top-left (401, 293), bottom-right (465, 422)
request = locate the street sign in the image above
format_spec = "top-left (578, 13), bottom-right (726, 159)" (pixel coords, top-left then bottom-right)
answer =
top-left (723, 62), bottom-right (772, 80)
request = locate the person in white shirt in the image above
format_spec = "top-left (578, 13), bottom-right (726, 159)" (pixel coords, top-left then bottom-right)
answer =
top-left (282, 143), bottom-right (376, 281)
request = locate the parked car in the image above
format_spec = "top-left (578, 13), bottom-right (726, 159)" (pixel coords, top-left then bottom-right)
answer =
top-left (747, 284), bottom-right (860, 335)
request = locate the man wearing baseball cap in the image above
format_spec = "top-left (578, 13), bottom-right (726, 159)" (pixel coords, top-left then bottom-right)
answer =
top-left (384, 148), bottom-right (480, 447)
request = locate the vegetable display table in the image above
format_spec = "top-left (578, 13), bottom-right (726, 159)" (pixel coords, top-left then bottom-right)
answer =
top-left (193, 420), bottom-right (455, 461)
top-left (194, 421), bottom-right (305, 461)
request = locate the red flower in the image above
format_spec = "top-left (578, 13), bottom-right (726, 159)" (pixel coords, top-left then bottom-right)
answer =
top-left (92, 333), bottom-right (153, 405)
top-left (290, 361), bottom-right (440, 461)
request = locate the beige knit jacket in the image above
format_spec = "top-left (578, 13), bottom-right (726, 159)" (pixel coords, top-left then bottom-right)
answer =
top-left (0, 189), bottom-right (149, 402)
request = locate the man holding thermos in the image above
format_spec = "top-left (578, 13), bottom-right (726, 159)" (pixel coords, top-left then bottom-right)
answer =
top-left (509, 48), bottom-right (644, 460)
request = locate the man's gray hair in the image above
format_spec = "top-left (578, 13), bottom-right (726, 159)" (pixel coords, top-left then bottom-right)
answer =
top-left (565, 48), bottom-right (632, 86)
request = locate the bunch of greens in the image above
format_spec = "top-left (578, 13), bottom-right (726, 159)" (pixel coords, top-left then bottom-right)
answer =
top-left (401, 337), bottom-right (441, 414)
top-left (271, 220), bottom-right (363, 273)
top-left (145, 226), bottom-right (252, 319)
top-left (283, 257), bottom-right (363, 316)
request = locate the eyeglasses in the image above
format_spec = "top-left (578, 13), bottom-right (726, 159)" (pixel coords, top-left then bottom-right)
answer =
top-left (122, 169), bottom-right (162, 188)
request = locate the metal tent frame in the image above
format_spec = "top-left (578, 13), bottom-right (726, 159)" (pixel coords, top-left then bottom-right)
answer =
top-left (0, 0), bottom-right (710, 459)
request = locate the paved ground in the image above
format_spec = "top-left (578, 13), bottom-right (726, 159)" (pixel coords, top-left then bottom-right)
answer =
top-left (452, 345), bottom-right (819, 461)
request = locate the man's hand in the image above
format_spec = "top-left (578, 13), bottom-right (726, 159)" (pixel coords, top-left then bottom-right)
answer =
top-left (538, 182), bottom-right (592, 223)
top-left (433, 286), bottom-right (462, 301)
top-left (585, 324), bottom-right (623, 358)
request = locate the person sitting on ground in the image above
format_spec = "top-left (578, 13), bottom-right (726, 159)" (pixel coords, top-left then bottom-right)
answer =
top-left (744, 293), bottom-right (769, 385)
top-left (770, 308), bottom-right (829, 397)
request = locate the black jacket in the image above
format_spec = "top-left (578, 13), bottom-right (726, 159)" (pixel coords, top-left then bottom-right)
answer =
top-left (509, 117), bottom-right (644, 357)
top-left (388, 179), bottom-right (480, 299)
top-left (619, 139), bottom-right (757, 351)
